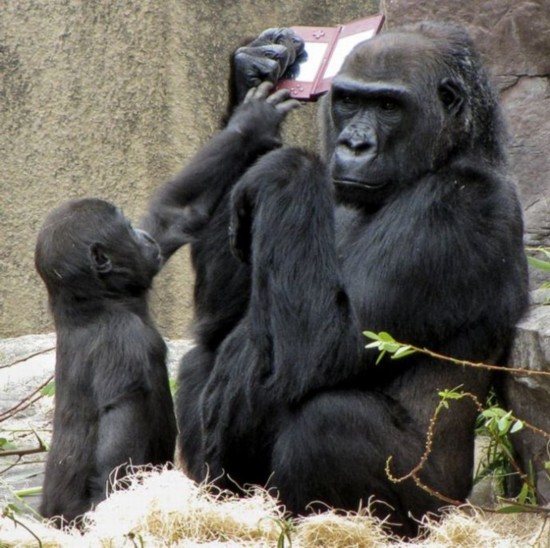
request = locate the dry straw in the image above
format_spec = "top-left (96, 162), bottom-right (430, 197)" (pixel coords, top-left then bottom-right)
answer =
top-left (1, 467), bottom-right (549, 547)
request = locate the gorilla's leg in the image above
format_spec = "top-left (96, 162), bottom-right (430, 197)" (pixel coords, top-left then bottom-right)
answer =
top-left (270, 391), bottom-right (440, 537)
top-left (176, 345), bottom-right (215, 478)
top-left (229, 147), bottom-right (364, 400)
top-left (200, 147), bottom-right (363, 483)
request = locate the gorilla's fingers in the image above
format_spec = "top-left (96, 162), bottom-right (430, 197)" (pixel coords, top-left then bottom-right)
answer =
top-left (266, 88), bottom-right (291, 104)
top-left (265, 88), bottom-right (300, 114)
top-left (242, 86), bottom-right (258, 104)
top-left (276, 98), bottom-right (301, 114)
top-left (255, 81), bottom-right (276, 99)
top-left (243, 81), bottom-right (275, 103)
top-left (243, 84), bottom-right (299, 115)
top-left (243, 83), bottom-right (266, 103)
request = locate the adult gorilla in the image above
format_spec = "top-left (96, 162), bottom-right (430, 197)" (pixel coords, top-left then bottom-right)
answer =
top-left (143, 22), bottom-right (528, 536)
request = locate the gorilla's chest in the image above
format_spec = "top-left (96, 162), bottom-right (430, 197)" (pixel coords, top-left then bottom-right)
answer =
top-left (335, 202), bottom-right (430, 334)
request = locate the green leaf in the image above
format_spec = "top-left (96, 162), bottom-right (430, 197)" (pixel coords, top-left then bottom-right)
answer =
top-left (497, 504), bottom-right (529, 514)
top-left (438, 387), bottom-right (465, 400)
top-left (527, 256), bottom-right (550, 271)
top-left (169, 379), bottom-right (178, 396)
top-left (391, 346), bottom-right (416, 359)
top-left (510, 420), bottom-right (524, 434)
top-left (378, 332), bottom-right (396, 343)
top-left (516, 481), bottom-right (537, 505)
top-left (41, 380), bottom-right (55, 397)
top-left (14, 487), bottom-right (42, 498)
top-left (497, 416), bottom-right (511, 433)
top-left (3, 503), bottom-right (23, 517)
top-left (0, 437), bottom-right (16, 451)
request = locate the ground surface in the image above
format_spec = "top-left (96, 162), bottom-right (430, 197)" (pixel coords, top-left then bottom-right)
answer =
top-left (0, 333), bottom-right (193, 512)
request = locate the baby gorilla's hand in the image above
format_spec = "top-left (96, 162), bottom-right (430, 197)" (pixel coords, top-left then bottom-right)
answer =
top-left (227, 82), bottom-right (299, 151)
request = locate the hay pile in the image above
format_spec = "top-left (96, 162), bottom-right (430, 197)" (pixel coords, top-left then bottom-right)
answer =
top-left (0, 468), bottom-right (548, 547)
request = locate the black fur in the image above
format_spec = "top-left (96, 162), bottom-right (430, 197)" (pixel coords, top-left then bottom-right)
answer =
top-left (36, 198), bottom-right (176, 527)
top-left (144, 22), bottom-right (528, 537)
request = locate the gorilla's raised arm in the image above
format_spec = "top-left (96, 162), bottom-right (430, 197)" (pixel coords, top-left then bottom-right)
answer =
top-left (141, 83), bottom-right (299, 262)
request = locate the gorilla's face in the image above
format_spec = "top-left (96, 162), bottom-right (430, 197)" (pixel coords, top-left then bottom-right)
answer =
top-left (36, 199), bottom-right (162, 299)
top-left (323, 32), bottom-right (465, 206)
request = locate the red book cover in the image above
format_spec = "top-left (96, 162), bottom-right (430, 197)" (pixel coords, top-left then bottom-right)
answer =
top-left (277, 14), bottom-right (385, 100)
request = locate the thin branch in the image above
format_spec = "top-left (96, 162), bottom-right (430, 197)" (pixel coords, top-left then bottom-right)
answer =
top-left (0, 445), bottom-right (47, 458)
top-left (398, 340), bottom-right (550, 378)
top-left (0, 346), bottom-right (55, 370)
top-left (385, 389), bottom-right (549, 507)
top-left (0, 374), bottom-right (54, 423)
top-left (0, 455), bottom-right (22, 474)
top-left (2, 507), bottom-right (43, 548)
top-left (0, 429), bottom-right (48, 458)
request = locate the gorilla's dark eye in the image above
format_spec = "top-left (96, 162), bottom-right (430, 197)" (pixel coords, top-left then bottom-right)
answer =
top-left (379, 99), bottom-right (399, 112)
top-left (333, 92), bottom-right (360, 118)
top-left (439, 87), bottom-right (455, 107)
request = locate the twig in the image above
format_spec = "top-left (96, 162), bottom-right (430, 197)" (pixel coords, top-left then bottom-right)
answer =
top-left (0, 455), bottom-right (22, 474)
top-left (0, 346), bottom-right (55, 370)
top-left (385, 389), bottom-right (548, 506)
top-left (0, 374), bottom-right (54, 423)
top-left (3, 506), bottom-right (43, 547)
top-left (0, 430), bottom-right (48, 464)
top-left (0, 445), bottom-right (47, 458)
top-left (406, 343), bottom-right (550, 377)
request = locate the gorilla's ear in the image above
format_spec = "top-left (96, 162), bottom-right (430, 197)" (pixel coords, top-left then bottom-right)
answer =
top-left (89, 243), bottom-right (112, 274)
top-left (438, 78), bottom-right (464, 115)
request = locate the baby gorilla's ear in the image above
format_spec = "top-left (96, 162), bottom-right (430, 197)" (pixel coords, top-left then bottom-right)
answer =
top-left (89, 243), bottom-right (112, 274)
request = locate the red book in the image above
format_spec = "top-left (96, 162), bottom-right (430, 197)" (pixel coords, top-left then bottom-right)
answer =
top-left (277, 14), bottom-right (385, 100)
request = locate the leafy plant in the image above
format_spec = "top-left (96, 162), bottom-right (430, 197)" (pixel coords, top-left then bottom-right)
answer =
top-left (364, 331), bottom-right (416, 364)
top-left (526, 246), bottom-right (550, 291)
top-left (526, 247), bottom-right (550, 272)
top-left (474, 396), bottom-right (533, 501)
top-left (364, 331), bottom-right (542, 507)
top-left (0, 436), bottom-right (16, 452)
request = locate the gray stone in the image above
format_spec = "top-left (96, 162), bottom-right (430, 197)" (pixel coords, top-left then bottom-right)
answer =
top-left (502, 290), bottom-right (550, 502)
top-left (0, 335), bottom-right (193, 512)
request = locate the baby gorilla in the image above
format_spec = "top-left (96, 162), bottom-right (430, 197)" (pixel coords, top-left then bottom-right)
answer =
top-left (35, 198), bottom-right (176, 527)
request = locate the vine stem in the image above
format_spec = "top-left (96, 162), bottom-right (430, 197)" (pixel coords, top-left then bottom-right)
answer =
top-left (403, 342), bottom-right (550, 377)
top-left (385, 389), bottom-right (549, 506)
top-left (0, 374), bottom-right (54, 423)
top-left (0, 346), bottom-right (55, 370)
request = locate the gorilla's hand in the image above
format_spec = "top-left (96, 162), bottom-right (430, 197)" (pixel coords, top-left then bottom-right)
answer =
top-left (227, 82), bottom-right (300, 147)
top-left (232, 28), bottom-right (305, 105)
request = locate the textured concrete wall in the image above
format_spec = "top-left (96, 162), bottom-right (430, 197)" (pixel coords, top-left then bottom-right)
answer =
top-left (6, 1), bottom-right (544, 339)
top-left (1, 0), bottom-right (378, 338)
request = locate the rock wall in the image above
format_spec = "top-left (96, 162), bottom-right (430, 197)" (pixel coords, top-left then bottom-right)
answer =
top-left (501, 289), bottom-right (550, 502)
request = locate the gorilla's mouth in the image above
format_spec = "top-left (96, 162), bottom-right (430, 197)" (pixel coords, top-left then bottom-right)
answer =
top-left (333, 178), bottom-right (388, 191)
